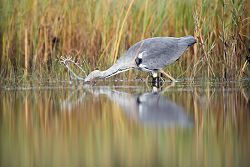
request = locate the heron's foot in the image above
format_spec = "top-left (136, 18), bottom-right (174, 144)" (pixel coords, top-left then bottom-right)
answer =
top-left (159, 77), bottom-right (165, 82)
top-left (159, 82), bottom-right (176, 94)
top-left (151, 79), bottom-right (176, 93)
top-left (151, 76), bottom-right (164, 88)
top-left (159, 70), bottom-right (177, 82)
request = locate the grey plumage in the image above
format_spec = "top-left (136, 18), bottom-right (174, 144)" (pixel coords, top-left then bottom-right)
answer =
top-left (84, 36), bottom-right (196, 82)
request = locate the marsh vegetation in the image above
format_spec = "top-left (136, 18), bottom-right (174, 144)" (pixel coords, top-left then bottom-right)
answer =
top-left (0, 0), bottom-right (249, 84)
top-left (0, 1), bottom-right (250, 165)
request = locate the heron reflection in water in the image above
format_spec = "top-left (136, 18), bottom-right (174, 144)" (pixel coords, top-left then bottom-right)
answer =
top-left (83, 86), bottom-right (193, 127)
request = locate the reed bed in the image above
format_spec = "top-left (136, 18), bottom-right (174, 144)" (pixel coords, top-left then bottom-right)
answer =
top-left (0, 0), bottom-right (249, 84)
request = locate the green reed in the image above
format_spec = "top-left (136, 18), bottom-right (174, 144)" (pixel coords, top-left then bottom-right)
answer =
top-left (0, 0), bottom-right (249, 84)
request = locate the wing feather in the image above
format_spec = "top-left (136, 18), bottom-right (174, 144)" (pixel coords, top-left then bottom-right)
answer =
top-left (126, 37), bottom-right (189, 70)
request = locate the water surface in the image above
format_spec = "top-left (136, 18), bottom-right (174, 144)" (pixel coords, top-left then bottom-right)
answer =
top-left (1, 82), bottom-right (250, 166)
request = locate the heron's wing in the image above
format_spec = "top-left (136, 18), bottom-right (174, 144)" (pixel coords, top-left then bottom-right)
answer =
top-left (131, 37), bottom-right (188, 70)
top-left (138, 38), bottom-right (189, 70)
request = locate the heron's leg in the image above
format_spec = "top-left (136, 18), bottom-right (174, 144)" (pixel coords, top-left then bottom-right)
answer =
top-left (159, 73), bottom-right (165, 82)
top-left (151, 72), bottom-right (163, 88)
top-left (159, 82), bottom-right (176, 94)
top-left (151, 72), bottom-right (158, 84)
top-left (159, 70), bottom-right (176, 82)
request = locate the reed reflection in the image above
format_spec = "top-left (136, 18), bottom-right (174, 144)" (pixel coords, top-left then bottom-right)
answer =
top-left (1, 84), bottom-right (250, 167)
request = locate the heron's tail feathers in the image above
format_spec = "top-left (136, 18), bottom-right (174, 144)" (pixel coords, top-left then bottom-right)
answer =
top-left (179, 36), bottom-right (197, 47)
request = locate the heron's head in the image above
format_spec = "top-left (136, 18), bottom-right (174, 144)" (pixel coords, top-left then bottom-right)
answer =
top-left (84, 70), bottom-right (103, 82)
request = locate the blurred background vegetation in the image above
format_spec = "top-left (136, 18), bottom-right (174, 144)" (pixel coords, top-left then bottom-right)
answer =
top-left (0, 0), bottom-right (249, 84)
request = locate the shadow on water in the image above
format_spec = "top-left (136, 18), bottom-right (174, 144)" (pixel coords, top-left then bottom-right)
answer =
top-left (0, 81), bottom-right (250, 166)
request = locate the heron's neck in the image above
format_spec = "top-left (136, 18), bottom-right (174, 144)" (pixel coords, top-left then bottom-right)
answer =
top-left (101, 67), bottom-right (119, 78)
top-left (98, 63), bottom-right (123, 79)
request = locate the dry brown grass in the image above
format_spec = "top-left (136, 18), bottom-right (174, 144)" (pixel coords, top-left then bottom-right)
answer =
top-left (0, 0), bottom-right (249, 83)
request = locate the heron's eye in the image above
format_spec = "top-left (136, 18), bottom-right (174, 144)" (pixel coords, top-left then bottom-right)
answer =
top-left (135, 57), bottom-right (142, 66)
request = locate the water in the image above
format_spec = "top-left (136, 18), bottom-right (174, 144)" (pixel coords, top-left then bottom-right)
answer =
top-left (1, 82), bottom-right (250, 166)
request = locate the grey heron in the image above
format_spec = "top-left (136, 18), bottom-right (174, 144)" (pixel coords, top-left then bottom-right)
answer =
top-left (84, 36), bottom-right (196, 82)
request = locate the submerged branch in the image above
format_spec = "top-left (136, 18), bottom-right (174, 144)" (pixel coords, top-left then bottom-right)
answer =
top-left (59, 56), bottom-right (87, 81)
